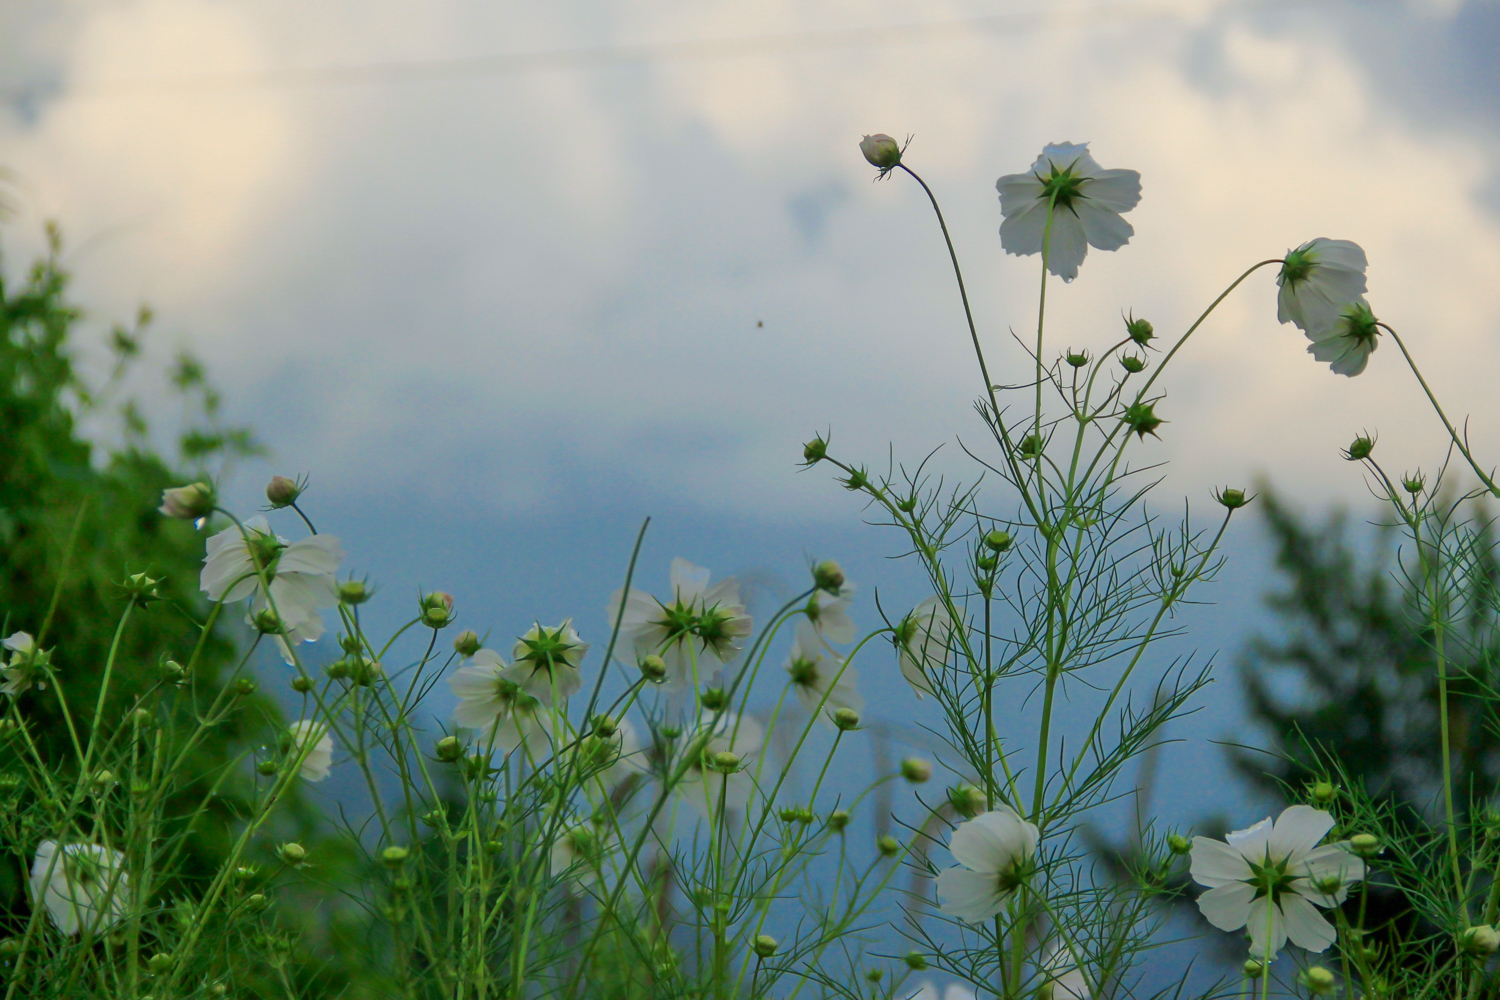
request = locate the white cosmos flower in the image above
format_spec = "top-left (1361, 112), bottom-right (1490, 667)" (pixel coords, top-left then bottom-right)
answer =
top-left (2, 631), bottom-right (48, 697)
top-left (287, 720), bottom-right (333, 782)
top-left (935, 806), bottom-right (1039, 923)
top-left (680, 711), bottom-right (763, 815)
top-left (510, 619), bottom-right (588, 700)
top-left (1190, 805), bottom-right (1364, 961)
top-left (550, 825), bottom-right (607, 886)
top-left (995, 142), bottom-right (1142, 282)
top-left (30, 841), bottom-right (130, 935)
top-left (1305, 298), bottom-right (1380, 377)
top-left (1276, 238), bottom-right (1369, 339)
top-left (785, 622), bottom-right (863, 725)
top-left (200, 516), bottom-right (344, 663)
top-left (1041, 946), bottom-right (1091, 1000)
top-left (448, 652), bottom-right (553, 758)
top-left (607, 558), bottom-right (754, 690)
top-left (897, 597), bottom-right (956, 699)
top-left (803, 588), bottom-right (855, 644)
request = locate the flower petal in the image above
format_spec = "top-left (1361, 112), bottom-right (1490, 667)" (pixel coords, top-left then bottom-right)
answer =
top-left (1225, 817), bottom-right (1272, 862)
top-left (278, 535), bottom-right (345, 576)
top-left (1075, 199), bottom-right (1135, 253)
top-left (999, 201), bottom-right (1050, 258)
top-left (669, 557), bottom-right (712, 603)
top-left (948, 807), bottom-right (1037, 873)
top-left (1268, 805), bottom-right (1335, 862)
top-left (1195, 881), bottom-right (1255, 931)
top-left (996, 172), bottom-right (1047, 217)
top-left (1245, 895), bottom-right (1288, 962)
top-left (1280, 893), bottom-right (1337, 952)
top-left (935, 867), bottom-right (1005, 923)
top-left (1081, 169), bottom-right (1141, 213)
top-left (1044, 212), bottom-right (1088, 281)
top-left (1190, 836), bottom-right (1253, 887)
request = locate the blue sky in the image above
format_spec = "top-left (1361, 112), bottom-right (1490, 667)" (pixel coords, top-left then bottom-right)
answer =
top-left (3, 0), bottom-right (1499, 982)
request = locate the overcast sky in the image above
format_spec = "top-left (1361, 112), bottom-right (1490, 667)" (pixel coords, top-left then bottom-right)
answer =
top-left (3, 0), bottom-right (1499, 879)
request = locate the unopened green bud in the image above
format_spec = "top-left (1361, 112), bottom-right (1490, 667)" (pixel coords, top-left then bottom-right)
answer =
top-left (158, 482), bottom-right (216, 520)
top-left (1310, 781), bottom-right (1336, 804)
top-left (127, 707), bottom-right (152, 727)
top-left (752, 934), bottom-right (778, 958)
top-left (1402, 473), bottom-right (1426, 495)
top-left (828, 810), bottom-right (850, 832)
top-left (380, 845), bottom-right (410, 868)
top-left (1126, 315), bottom-right (1154, 345)
top-left (421, 810), bottom-right (443, 827)
top-left (1215, 487), bottom-right (1250, 510)
top-left (843, 467), bottom-right (869, 491)
top-left (277, 842), bottom-right (307, 864)
top-left (866, 968), bottom-right (884, 983)
top-left (1300, 966), bottom-right (1335, 995)
top-left (265, 475), bottom-right (303, 509)
top-left (1461, 924), bottom-right (1500, 955)
top-left (453, 630), bottom-right (481, 658)
top-left (1242, 959), bottom-right (1265, 980)
top-left (859, 134), bottom-right (903, 171)
top-left (256, 759), bottom-right (278, 776)
top-left (251, 609), bottom-right (285, 635)
top-left (233, 677), bottom-right (257, 696)
top-left (245, 893), bottom-right (269, 912)
top-left (802, 436), bottom-right (828, 464)
top-left (832, 707), bottom-right (860, 731)
top-left (659, 725), bottom-right (681, 740)
top-left (984, 529), bottom-right (1012, 553)
top-left (639, 655), bottom-right (667, 682)
top-left (1120, 355), bottom-right (1146, 373)
top-left (0, 938), bottom-right (18, 956)
top-left (1017, 434), bottom-right (1044, 458)
top-left (1345, 435), bottom-right (1375, 461)
top-left (338, 579), bottom-right (371, 605)
top-left (1065, 349), bottom-right (1089, 368)
top-left (976, 554), bottom-right (997, 572)
top-left (435, 736), bottom-right (463, 762)
top-left (712, 751), bottom-right (740, 773)
top-left (290, 675), bottom-right (314, 693)
top-left (233, 865), bottom-right (258, 881)
top-left (900, 757), bottom-right (932, 783)
top-left (1350, 833), bottom-right (1381, 858)
top-left (1122, 402), bottom-right (1162, 440)
top-left (813, 560), bottom-right (845, 593)
top-left (163, 659), bottom-right (186, 682)
top-left (92, 770), bottom-right (115, 787)
top-left (147, 952), bottom-right (173, 974)
top-left (877, 835), bottom-right (900, 857)
top-left (905, 951), bottom-right (928, 971)
top-left (592, 714), bottom-right (618, 738)
top-left (1167, 834), bottom-right (1192, 856)
top-left (896, 497), bottom-right (918, 513)
top-left (947, 783), bottom-right (987, 819)
top-left (700, 687), bottom-right (729, 711)
top-left (325, 658), bottom-right (350, 680)
top-left (421, 592), bottom-right (454, 628)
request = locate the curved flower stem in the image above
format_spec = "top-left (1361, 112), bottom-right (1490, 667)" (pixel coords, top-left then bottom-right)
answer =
top-left (1379, 322), bottom-right (1500, 497)
top-left (896, 165), bottom-right (1004, 426)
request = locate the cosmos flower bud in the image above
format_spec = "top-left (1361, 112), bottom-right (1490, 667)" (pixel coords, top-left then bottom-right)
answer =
top-left (1460, 924), bottom-right (1500, 955)
top-left (252, 609), bottom-right (285, 635)
top-left (1344, 435), bottom-right (1375, 461)
top-left (291, 675), bottom-right (314, 693)
top-left (640, 655), bottom-right (667, 682)
top-left (256, 759), bottom-right (278, 776)
top-left (1299, 967), bottom-right (1335, 995)
top-left (803, 436), bottom-right (828, 464)
top-left (813, 560), bottom-right (846, 593)
top-left (233, 677), bottom-right (257, 696)
top-left (1310, 781), bottom-right (1336, 804)
top-left (265, 475), bottom-right (303, 509)
top-left (93, 769), bottom-right (116, 787)
top-left (421, 592), bottom-right (454, 627)
top-left (158, 482), bottom-right (215, 520)
top-left (905, 952), bottom-right (928, 971)
top-left (245, 893), bottom-right (270, 912)
top-left (843, 467), bottom-right (869, 491)
top-left (947, 783), bottom-right (987, 818)
top-left (700, 687), bottom-right (729, 711)
top-left (1017, 434), bottom-right (1044, 458)
top-left (832, 707), bottom-right (860, 731)
top-left (984, 530), bottom-right (1012, 553)
top-left (446, 630), bottom-right (480, 658)
top-left (129, 707), bottom-right (153, 726)
top-left (1167, 833), bottom-right (1192, 856)
top-left (1350, 833), bottom-right (1381, 858)
top-left (896, 496), bottom-right (918, 513)
top-left (277, 842), bottom-right (307, 865)
top-left (1402, 473), bottom-right (1425, 495)
top-left (122, 572), bottom-right (163, 602)
top-left (900, 757), bottom-right (932, 783)
top-left (1122, 402), bottom-right (1162, 440)
top-left (1120, 355), bottom-right (1146, 373)
top-left (338, 579), bottom-right (371, 605)
top-left (752, 934), bottom-right (779, 958)
top-left (435, 736), bottom-right (463, 762)
top-left (828, 809), bottom-right (850, 832)
top-left (148, 952), bottom-right (174, 973)
top-left (877, 835), bottom-right (900, 857)
top-left (1242, 960), bottom-right (1265, 980)
top-left (712, 751), bottom-right (740, 773)
top-left (859, 134), bottom-right (903, 170)
top-left (592, 714), bottom-right (618, 738)
top-left (325, 658), bottom-right (350, 680)
top-left (1215, 488), bottom-right (1250, 510)
top-left (1065, 349), bottom-right (1090, 368)
top-left (1126, 315), bottom-right (1154, 345)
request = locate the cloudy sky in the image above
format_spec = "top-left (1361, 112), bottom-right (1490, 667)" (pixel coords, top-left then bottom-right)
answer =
top-left (3, 0), bottom-right (1499, 874)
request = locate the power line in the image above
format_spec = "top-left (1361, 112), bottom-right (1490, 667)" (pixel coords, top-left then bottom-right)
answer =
top-left (2, 0), bottom-right (1364, 103)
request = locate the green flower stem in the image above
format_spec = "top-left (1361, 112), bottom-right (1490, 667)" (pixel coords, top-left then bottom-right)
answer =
top-left (1380, 322), bottom-right (1500, 498)
top-left (36, 500), bottom-right (87, 647)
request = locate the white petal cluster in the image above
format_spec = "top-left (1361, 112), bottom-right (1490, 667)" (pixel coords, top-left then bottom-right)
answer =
top-left (448, 651), bottom-right (553, 758)
top-left (30, 841), bottom-right (130, 935)
top-left (288, 720), bottom-right (334, 782)
top-left (681, 710), bottom-right (763, 815)
top-left (935, 806), bottom-right (1039, 923)
top-left (785, 622), bottom-right (863, 725)
top-left (1190, 805), bottom-right (1364, 961)
top-left (1, 631), bottom-right (44, 697)
top-left (607, 558), bottom-right (753, 690)
top-left (200, 516), bottom-right (345, 663)
top-left (1276, 238), bottom-right (1376, 376)
top-left (898, 597), bottom-right (956, 699)
top-left (996, 142), bottom-right (1142, 282)
top-left (804, 588), bottom-right (855, 644)
top-left (510, 619), bottom-right (589, 700)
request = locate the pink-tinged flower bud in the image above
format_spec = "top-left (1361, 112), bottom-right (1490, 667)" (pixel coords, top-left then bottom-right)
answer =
top-left (453, 630), bottom-right (481, 658)
top-left (159, 482), bottom-right (215, 520)
top-left (859, 134), bottom-right (903, 171)
top-left (265, 475), bottom-right (303, 509)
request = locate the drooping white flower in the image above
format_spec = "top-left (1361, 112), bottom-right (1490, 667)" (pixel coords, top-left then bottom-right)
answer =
top-left (935, 806), bottom-right (1039, 922)
top-left (1190, 805), bottom-right (1364, 961)
top-left (680, 710), bottom-right (764, 815)
top-left (1276, 238), bottom-right (1368, 339)
top-left (995, 142), bottom-right (1142, 282)
top-left (2, 631), bottom-right (48, 697)
top-left (200, 516), bottom-right (344, 663)
top-left (550, 825), bottom-right (605, 885)
top-left (785, 622), bottom-right (863, 725)
top-left (287, 720), bottom-right (333, 782)
top-left (897, 597), bottom-right (956, 699)
top-left (448, 651), bottom-right (553, 758)
top-left (30, 841), bottom-right (130, 935)
top-left (804, 588), bottom-right (855, 644)
top-left (1305, 298), bottom-right (1380, 377)
top-left (510, 619), bottom-right (589, 700)
top-left (607, 558), bottom-right (754, 690)
top-left (1041, 946), bottom-right (1091, 1000)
